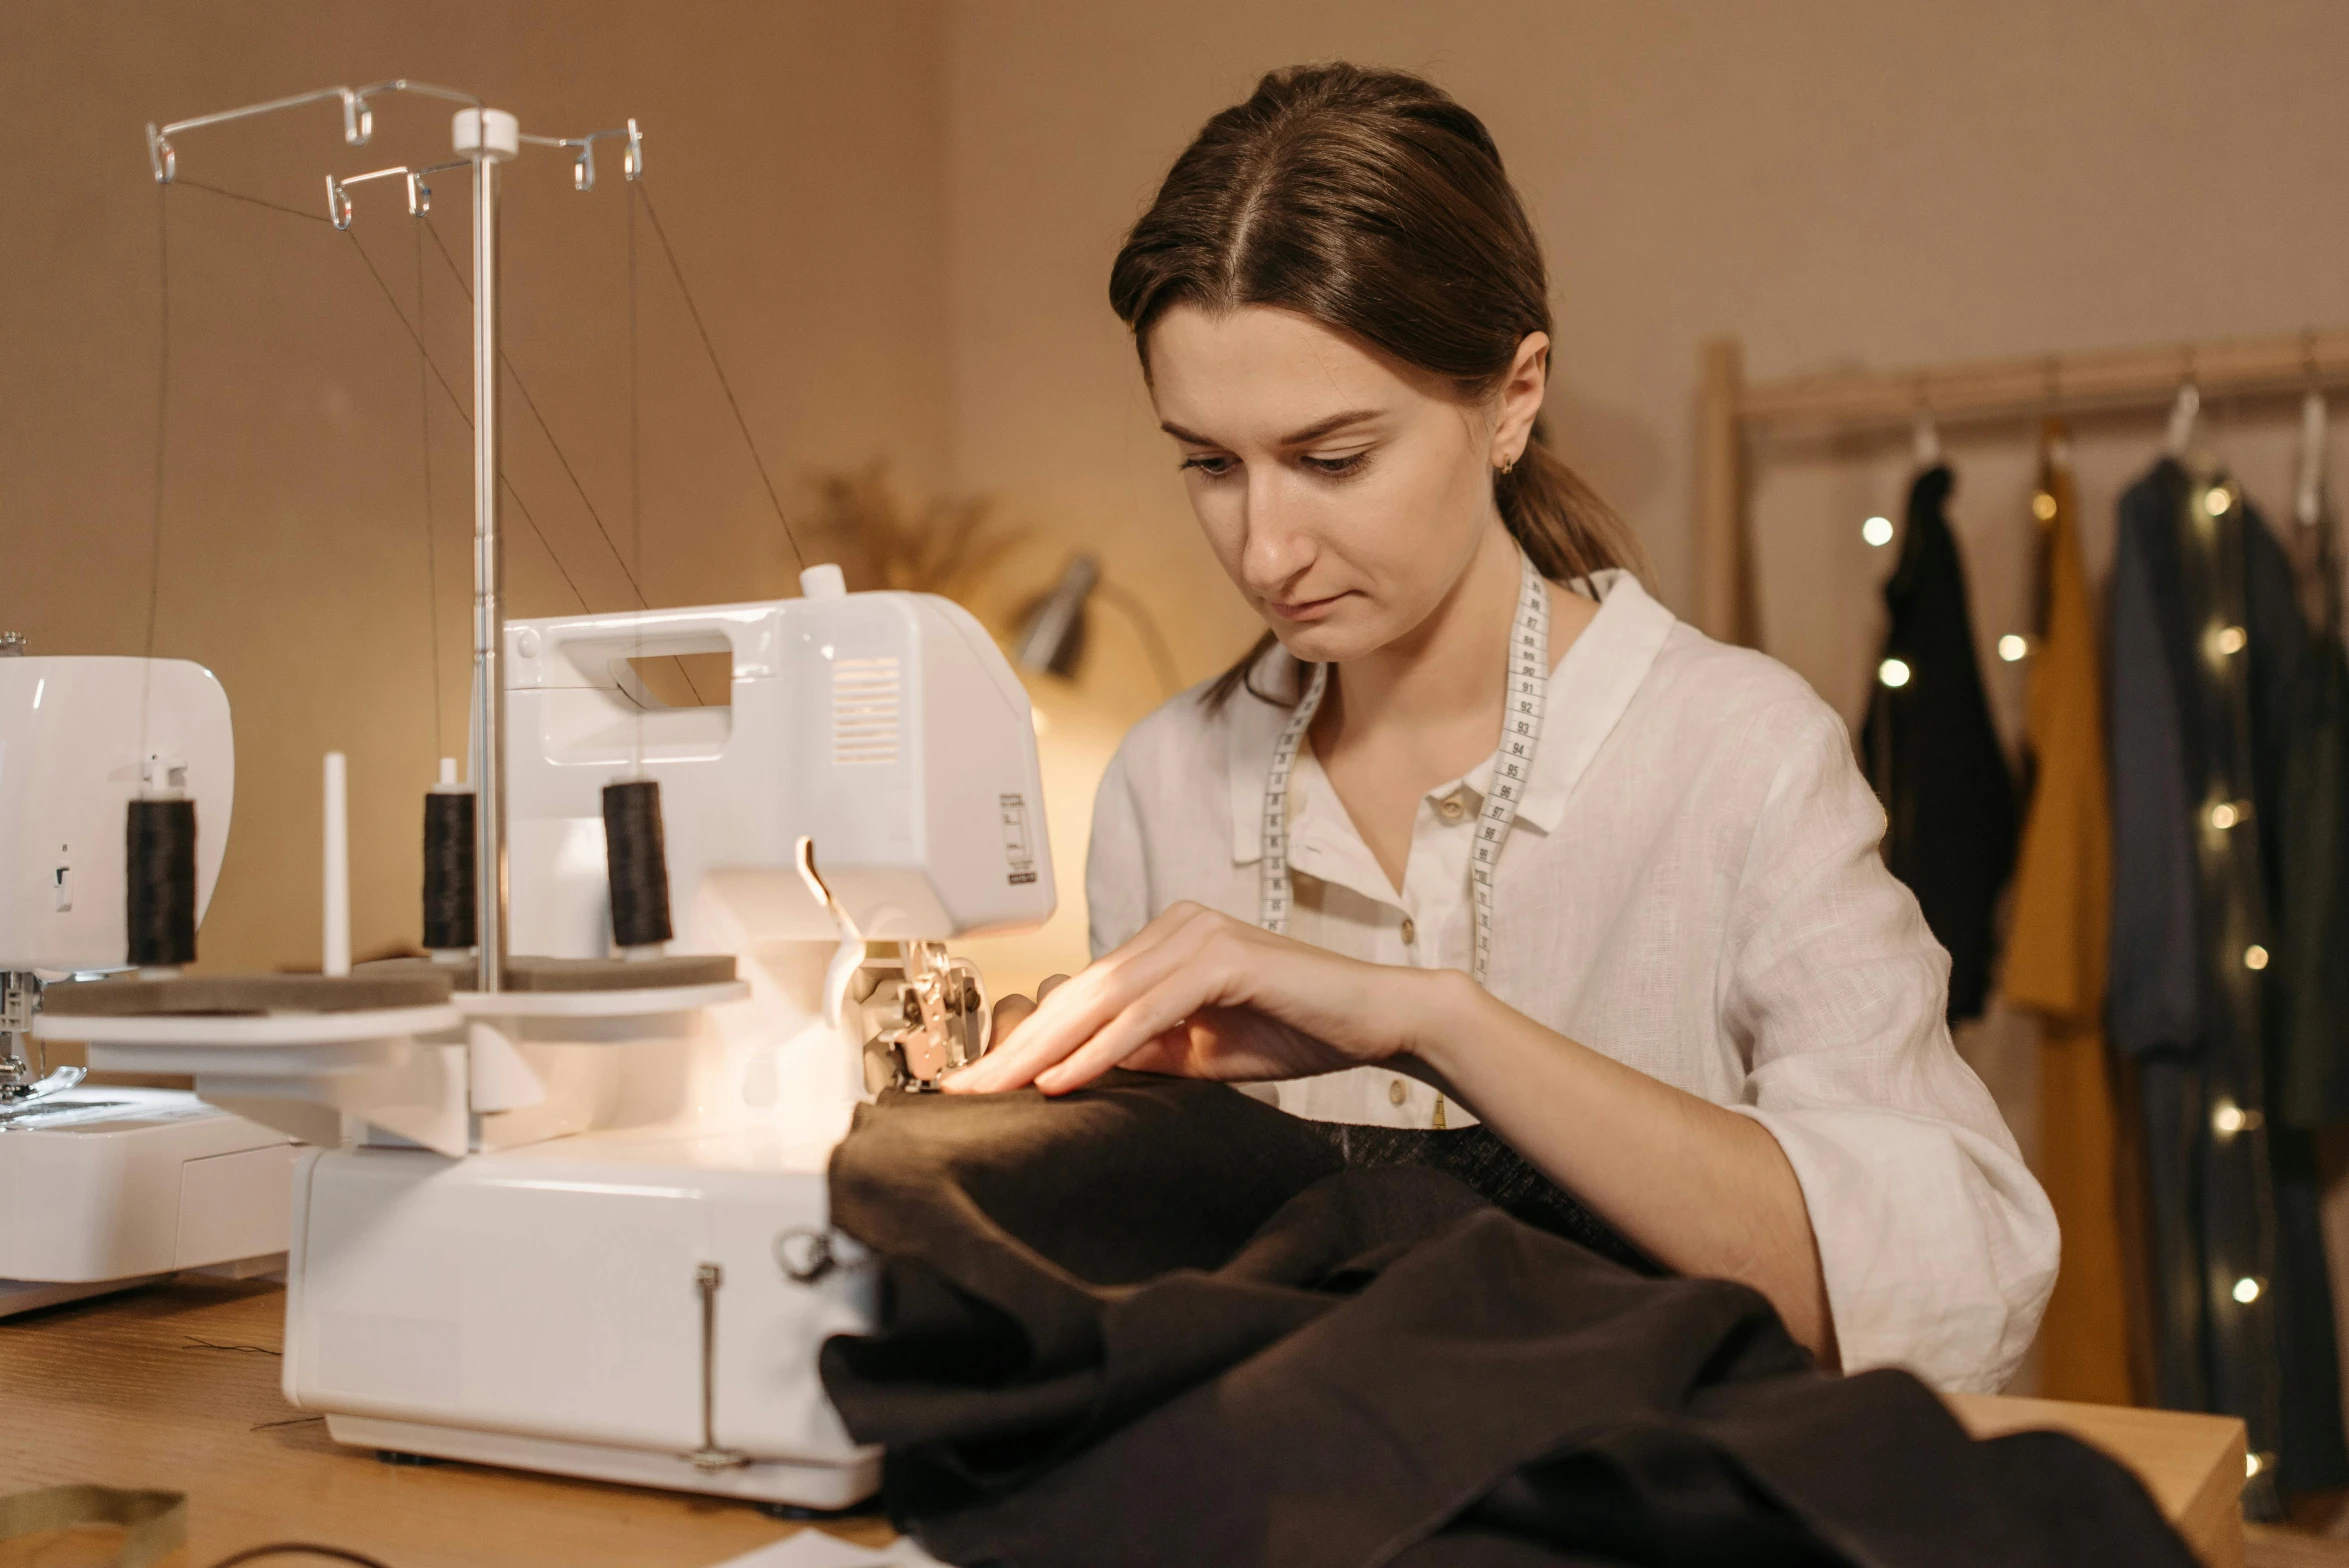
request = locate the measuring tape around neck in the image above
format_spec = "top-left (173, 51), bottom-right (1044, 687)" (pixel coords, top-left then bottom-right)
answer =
top-left (1259, 549), bottom-right (1551, 990)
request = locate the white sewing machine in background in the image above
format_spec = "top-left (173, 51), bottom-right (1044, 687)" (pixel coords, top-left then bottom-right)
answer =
top-left (53, 570), bottom-right (1054, 1506)
top-left (0, 647), bottom-right (296, 1316)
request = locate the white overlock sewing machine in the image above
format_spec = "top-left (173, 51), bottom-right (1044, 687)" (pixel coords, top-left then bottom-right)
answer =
top-left (47, 572), bottom-right (1053, 1507)
top-left (0, 646), bottom-right (297, 1316)
top-left (28, 82), bottom-right (1054, 1511)
top-left (308, 572), bottom-right (1048, 1504)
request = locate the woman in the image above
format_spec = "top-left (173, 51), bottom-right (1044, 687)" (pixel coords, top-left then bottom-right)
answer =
top-left (952, 63), bottom-right (2055, 1394)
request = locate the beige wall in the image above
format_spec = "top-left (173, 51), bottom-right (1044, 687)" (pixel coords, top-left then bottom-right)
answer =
top-left (938, 0), bottom-right (2349, 994)
top-left (3, 0), bottom-right (949, 971)
top-left (940, 0), bottom-right (2349, 673)
top-left (14, 1), bottom-right (2349, 987)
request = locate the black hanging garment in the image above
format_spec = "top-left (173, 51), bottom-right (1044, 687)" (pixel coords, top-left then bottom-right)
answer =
top-left (816, 1075), bottom-right (2197, 1568)
top-left (1861, 465), bottom-right (2019, 1022)
top-left (2105, 457), bottom-right (2349, 1513)
top-left (2276, 468), bottom-right (2349, 1127)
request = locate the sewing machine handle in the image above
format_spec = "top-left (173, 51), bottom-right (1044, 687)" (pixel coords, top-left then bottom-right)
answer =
top-left (527, 607), bottom-right (762, 701)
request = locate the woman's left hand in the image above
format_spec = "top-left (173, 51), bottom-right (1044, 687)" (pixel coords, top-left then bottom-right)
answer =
top-left (946, 901), bottom-right (1451, 1096)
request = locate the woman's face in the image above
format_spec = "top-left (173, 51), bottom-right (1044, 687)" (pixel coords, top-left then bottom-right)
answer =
top-left (1145, 304), bottom-right (1544, 665)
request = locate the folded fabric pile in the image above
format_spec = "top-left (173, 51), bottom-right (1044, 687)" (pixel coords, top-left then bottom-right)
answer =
top-left (818, 1075), bottom-right (2191, 1568)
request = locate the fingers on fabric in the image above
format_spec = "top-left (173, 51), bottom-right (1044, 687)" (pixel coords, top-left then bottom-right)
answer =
top-left (1035, 922), bottom-right (1251, 1095)
top-left (981, 974), bottom-right (1074, 1058)
top-left (952, 906), bottom-right (1225, 1094)
top-left (988, 993), bottom-right (1038, 1050)
top-left (1032, 984), bottom-right (1194, 1093)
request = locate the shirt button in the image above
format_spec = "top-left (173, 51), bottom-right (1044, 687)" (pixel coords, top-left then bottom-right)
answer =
top-left (1436, 796), bottom-right (1467, 823)
top-left (1388, 1078), bottom-right (1407, 1107)
top-left (1400, 917), bottom-right (1416, 945)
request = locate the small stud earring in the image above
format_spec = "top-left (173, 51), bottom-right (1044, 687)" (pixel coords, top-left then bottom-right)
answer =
top-left (1497, 455), bottom-right (1516, 477)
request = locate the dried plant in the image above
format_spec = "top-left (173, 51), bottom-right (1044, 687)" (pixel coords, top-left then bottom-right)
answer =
top-left (804, 465), bottom-right (1029, 626)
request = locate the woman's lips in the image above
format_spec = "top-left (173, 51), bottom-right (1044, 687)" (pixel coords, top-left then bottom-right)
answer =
top-left (1267, 591), bottom-right (1350, 623)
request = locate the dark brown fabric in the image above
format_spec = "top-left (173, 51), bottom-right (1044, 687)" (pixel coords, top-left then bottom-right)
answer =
top-left (817, 1075), bottom-right (2196, 1568)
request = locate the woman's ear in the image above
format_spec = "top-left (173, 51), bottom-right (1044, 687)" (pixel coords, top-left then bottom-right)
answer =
top-left (1491, 332), bottom-right (1550, 470)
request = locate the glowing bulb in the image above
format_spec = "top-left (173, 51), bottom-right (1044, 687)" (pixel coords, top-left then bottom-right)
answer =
top-left (2206, 486), bottom-right (2233, 516)
top-left (2031, 491), bottom-right (2058, 521)
top-left (1862, 515), bottom-right (1894, 548)
top-left (2209, 802), bottom-right (2239, 830)
top-left (2233, 1276), bottom-right (2264, 1304)
top-left (2214, 625), bottom-right (2247, 656)
top-left (2244, 944), bottom-right (2270, 971)
top-left (2246, 1453), bottom-right (2265, 1479)
top-left (1998, 635), bottom-right (2028, 663)
top-left (1878, 658), bottom-right (1912, 689)
top-left (2214, 1101), bottom-right (2245, 1135)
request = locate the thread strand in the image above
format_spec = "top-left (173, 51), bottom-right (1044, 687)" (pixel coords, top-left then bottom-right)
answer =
top-left (634, 181), bottom-right (805, 570)
top-left (137, 184), bottom-right (171, 761)
top-left (415, 219), bottom-right (445, 761)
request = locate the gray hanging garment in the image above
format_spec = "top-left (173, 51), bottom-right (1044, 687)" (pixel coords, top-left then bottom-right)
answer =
top-left (2275, 468), bottom-right (2349, 1127)
top-left (2104, 456), bottom-right (2346, 1513)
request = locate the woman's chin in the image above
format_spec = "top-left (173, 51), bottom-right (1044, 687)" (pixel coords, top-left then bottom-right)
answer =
top-left (1266, 615), bottom-right (1382, 666)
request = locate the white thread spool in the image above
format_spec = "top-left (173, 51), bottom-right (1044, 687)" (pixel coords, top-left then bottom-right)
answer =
top-left (323, 751), bottom-right (350, 977)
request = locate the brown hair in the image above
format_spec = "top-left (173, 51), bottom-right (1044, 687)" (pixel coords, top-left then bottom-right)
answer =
top-left (1109, 62), bottom-right (1648, 708)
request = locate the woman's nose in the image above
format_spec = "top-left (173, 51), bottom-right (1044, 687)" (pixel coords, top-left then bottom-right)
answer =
top-left (1240, 477), bottom-right (1314, 591)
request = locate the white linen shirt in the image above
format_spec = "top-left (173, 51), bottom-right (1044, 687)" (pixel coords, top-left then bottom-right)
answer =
top-left (1083, 569), bottom-right (2058, 1393)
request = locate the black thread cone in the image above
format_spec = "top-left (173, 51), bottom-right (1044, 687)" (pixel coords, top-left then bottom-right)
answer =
top-left (423, 790), bottom-right (477, 951)
top-left (603, 779), bottom-right (673, 948)
top-left (126, 797), bottom-right (197, 967)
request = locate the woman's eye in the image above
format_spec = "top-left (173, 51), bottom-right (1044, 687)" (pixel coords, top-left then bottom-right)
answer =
top-left (1302, 451), bottom-right (1369, 477)
top-left (1179, 454), bottom-right (1236, 477)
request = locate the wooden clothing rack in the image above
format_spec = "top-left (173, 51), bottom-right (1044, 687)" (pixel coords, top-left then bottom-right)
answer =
top-left (1691, 324), bottom-right (2349, 644)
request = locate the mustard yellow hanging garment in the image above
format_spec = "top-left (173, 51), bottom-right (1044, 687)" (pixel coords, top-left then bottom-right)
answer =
top-left (2004, 420), bottom-right (2135, 1404)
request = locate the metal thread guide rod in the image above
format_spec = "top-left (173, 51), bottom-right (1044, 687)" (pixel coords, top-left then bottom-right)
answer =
top-left (144, 83), bottom-right (645, 994)
top-left (462, 106), bottom-right (512, 993)
top-left (690, 1263), bottom-right (748, 1471)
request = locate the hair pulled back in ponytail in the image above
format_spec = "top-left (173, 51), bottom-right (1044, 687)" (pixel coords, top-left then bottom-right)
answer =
top-left (1109, 62), bottom-right (1649, 707)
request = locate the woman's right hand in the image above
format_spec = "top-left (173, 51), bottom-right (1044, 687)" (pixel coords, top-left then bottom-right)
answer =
top-left (947, 902), bottom-right (1449, 1097)
top-left (985, 972), bottom-right (1071, 1054)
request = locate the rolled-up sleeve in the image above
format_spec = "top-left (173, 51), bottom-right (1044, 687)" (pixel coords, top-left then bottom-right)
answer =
top-left (1723, 704), bottom-right (2058, 1392)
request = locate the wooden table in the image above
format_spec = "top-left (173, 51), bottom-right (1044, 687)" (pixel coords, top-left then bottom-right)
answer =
top-left (0, 1278), bottom-right (892, 1567)
top-left (1947, 1391), bottom-right (2246, 1568)
top-left (1, 1279), bottom-right (2248, 1567)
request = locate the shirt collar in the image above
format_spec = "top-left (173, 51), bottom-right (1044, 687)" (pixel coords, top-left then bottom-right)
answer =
top-left (1225, 569), bottom-right (1676, 865)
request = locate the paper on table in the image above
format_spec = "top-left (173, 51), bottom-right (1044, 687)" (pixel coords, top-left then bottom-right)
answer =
top-left (707, 1528), bottom-right (947, 1568)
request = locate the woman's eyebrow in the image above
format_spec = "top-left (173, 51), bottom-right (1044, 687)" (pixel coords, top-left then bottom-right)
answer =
top-left (1279, 408), bottom-right (1383, 445)
top-left (1158, 409), bottom-right (1384, 447)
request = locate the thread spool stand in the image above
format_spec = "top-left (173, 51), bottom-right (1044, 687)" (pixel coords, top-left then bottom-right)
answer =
top-left (80, 83), bottom-right (748, 1159)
